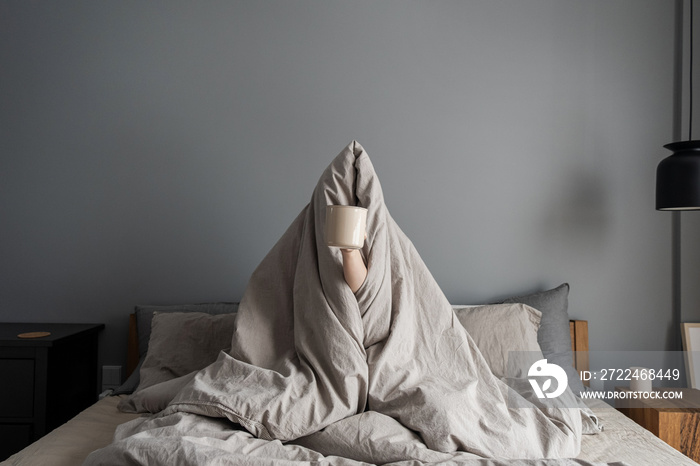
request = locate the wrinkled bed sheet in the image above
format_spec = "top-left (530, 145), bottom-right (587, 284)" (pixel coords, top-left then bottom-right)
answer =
top-left (86, 142), bottom-right (621, 466)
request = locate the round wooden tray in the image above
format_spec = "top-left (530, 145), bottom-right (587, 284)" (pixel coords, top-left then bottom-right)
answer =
top-left (17, 331), bottom-right (51, 339)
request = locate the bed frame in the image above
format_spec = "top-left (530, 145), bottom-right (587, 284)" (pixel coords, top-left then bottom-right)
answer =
top-left (127, 313), bottom-right (139, 377)
top-left (13, 317), bottom-right (700, 466)
top-left (570, 320), bottom-right (589, 386)
top-left (125, 315), bottom-right (591, 382)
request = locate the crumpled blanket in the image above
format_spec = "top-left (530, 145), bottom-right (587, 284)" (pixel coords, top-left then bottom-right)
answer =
top-left (85, 141), bottom-right (614, 466)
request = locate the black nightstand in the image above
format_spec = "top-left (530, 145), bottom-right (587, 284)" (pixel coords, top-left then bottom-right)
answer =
top-left (0, 322), bottom-right (104, 460)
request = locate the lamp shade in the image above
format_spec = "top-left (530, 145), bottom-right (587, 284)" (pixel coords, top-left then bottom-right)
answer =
top-left (656, 140), bottom-right (700, 210)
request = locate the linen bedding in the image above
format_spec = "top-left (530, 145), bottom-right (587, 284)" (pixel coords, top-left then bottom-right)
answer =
top-left (86, 141), bottom-right (618, 465)
top-left (6, 395), bottom-right (696, 465)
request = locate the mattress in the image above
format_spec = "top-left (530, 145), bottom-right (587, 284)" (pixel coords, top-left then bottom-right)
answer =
top-left (1, 395), bottom-right (139, 466)
top-left (2, 396), bottom-right (698, 465)
top-left (579, 399), bottom-right (698, 465)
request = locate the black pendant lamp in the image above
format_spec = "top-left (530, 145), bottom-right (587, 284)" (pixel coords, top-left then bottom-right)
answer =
top-left (657, 0), bottom-right (700, 211)
top-left (656, 141), bottom-right (700, 210)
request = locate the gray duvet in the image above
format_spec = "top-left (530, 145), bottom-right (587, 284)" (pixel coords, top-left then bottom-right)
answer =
top-left (85, 142), bottom-right (624, 466)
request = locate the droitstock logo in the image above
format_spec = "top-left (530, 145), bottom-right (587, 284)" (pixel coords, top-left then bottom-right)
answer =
top-left (528, 359), bottom-right (568, 399)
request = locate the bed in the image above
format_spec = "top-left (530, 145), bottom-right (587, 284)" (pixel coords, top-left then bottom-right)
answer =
top-left (2, 311), bottom-right (696, 466)
top-left (4, 142), bottom-right (698, 465)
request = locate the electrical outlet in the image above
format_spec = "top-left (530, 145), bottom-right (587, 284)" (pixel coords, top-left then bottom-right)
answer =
top-left (102, 365), bottom-right (122, 391)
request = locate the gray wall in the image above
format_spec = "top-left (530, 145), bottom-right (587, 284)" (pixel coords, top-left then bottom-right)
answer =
top-left (683, 0), bottom-right (700, 348)
top-left (1, 1), bottom-right (691, 376)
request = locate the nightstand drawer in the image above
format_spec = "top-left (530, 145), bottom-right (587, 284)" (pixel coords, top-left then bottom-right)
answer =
top-left (0, 359), bottom-right (34, 417)
top-left (0, 424), bottom-right (32, 459)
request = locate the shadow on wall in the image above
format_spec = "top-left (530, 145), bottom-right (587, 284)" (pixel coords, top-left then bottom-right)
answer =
top-left (543, 166), bottom-right (612, 251)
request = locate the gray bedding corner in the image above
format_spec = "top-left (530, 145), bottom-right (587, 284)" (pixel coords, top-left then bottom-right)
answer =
top-left (85, 142), bottom-right (621, 465)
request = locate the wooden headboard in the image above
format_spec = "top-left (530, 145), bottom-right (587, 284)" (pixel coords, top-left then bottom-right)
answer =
top-left (570, 320), bottom-right (589, 386)
top-left (127, 313), bottom-right (139, 378)
top-left (125, 315), bottom-right (591, 381)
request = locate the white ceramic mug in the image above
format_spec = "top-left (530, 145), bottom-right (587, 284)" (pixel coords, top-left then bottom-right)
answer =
top-left (325, 205), bottom-right (367, 249)
top-left (630, 366), bottom-right (653, 392)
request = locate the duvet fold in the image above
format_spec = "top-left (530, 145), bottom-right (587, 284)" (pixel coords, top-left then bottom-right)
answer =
top-left (86, 141), bottom-right (601, 465)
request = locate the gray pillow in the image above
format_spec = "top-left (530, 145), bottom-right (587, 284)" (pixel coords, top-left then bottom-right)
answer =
top-left (136, 311), bottom-right (237, 391)
top-left (135, 302), bottom-right (239, 360)
top-left (112, 302), bottom-right (239, 395)
top-left (454, 303), bottom-right (543, 378)
top-left (503, 283), bottom-right (585, 395)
